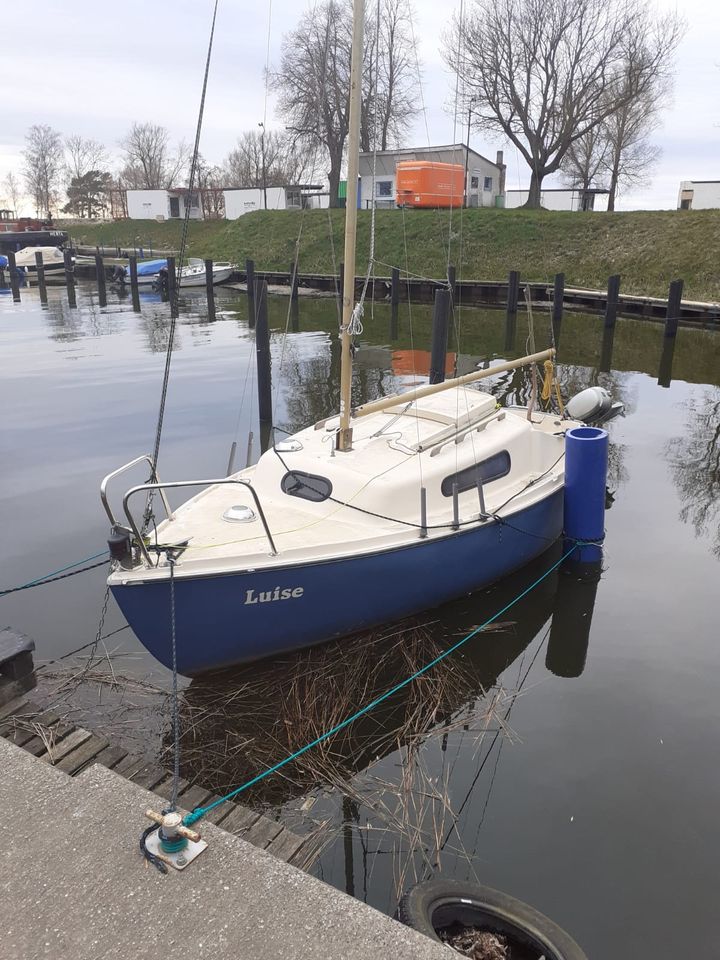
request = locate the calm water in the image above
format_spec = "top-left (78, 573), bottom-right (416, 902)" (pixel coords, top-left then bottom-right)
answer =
top-left (2, 283), bottom-right (719, 958)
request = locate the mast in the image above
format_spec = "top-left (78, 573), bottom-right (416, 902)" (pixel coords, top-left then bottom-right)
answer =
top-left (337, 0), bottom-right (365, 452)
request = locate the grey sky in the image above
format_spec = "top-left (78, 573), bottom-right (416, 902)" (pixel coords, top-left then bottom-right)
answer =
top-left (1, 0), bottom-right (717, 212)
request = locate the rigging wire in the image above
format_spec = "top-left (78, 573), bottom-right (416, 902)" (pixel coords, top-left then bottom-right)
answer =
top-left (147, 0), bottom-right (220, 515)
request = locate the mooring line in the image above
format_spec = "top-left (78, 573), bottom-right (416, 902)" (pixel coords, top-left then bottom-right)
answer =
top-left (0, 551), bottom-right (109, 597)
top-left (182, 541), bottom-right (582, 827)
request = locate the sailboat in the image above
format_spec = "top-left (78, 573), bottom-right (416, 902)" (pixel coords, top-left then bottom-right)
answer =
top-left (100, 0), bottom-right (616, 676)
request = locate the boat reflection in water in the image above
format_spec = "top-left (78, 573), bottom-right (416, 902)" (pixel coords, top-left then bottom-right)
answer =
top-left (170, 543), bottom-right (602, 812)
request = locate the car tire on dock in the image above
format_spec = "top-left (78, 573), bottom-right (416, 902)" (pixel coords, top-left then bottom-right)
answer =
top-left (397, 878), bottom-right (588, 960)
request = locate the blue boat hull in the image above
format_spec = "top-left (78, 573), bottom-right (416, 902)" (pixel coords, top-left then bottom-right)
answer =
top-left (111, 489), bottom-right (563, 674)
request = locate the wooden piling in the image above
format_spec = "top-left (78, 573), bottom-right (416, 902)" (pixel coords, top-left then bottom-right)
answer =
top-left (604, 274), bottom-right (621, 329)
top-left (338, 262), bottom-right (345, 311)
top-left (447, 263), bottom-right (457, 304)
top-left (246, 258), bottom-right (256, 329)
top-left (7, 251), bottom-right (21, 302)
top-left (504, 270), bottom-right (519, 352)
top-left (289, 261), bottom-right (299, 302)
top-left (664, 279), bottom-right (684, 338)
top-left (255, 279), bottom-right (273, 426)
top-left (390, 266), bottom-right (400, 340)
top-left (657, 338), bottom-right (675, 388)
top-left (205, 259), bottom-right (216, 322)
top-left (34, 252), bottom-right (47, 304)
top-left (95, 254), bottom-right (107, 307)
top-left (290, 300), bottom-right (300, 333)
top-left (599, 324), bottom-right (616, 374)
top-left (552, 272), bottom-right (564, 346)
top-left (64, 250), bottom-right (76, 308)
top-left (166, 256), bottom-right (177, 317)
top-left (429, 288), bottom-right (451, 385)
top-left (128, 256), bottom-right (140, 312)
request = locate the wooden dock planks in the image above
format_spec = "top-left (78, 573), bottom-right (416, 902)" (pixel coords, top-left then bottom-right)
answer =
top-left (0, 698), bottom-right (317, 869)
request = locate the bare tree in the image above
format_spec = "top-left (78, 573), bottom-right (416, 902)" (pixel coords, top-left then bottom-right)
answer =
top-left (561, 126), bottom-right (609, 198)
top-left (375, 0), bottom-right (416, 151)
top-left (224, 130), bottom-right (315, 188)
top-left (196, 155), bottom-right (226, 219)
top-left (602, 86), bottom-right (663, 210)
top-left (118, 122), bottom-right (189, 189)
top-left (64, 135), bottom-right (108, 182)
top-left (3, 171), bottom-right (21, 213)
top-left (23, 124), bottom-right (64, 218)
top-left (273, 0), bottom-right (418, 206)
top-left (447, 0), bottom-right (684, 208)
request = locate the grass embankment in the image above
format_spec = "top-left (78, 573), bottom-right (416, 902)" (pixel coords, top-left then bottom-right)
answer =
top-left (63, 208), bottom-right (720, 303)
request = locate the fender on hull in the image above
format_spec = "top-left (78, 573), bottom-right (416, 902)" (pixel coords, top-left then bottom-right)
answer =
top-left (112, 490), bottom-right (563, 674)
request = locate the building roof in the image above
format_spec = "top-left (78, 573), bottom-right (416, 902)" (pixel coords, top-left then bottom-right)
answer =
top-left (359, 144), bottom-right (501, 170)
top-left (223, 184), bottom-right (323, 192)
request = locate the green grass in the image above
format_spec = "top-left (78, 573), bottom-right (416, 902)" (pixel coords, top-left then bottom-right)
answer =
top-left (62, 207), bottom-right (720, 303)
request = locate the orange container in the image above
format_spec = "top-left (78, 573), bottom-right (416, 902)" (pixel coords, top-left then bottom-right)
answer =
top-left (395, 161), bottom-right (465, 208)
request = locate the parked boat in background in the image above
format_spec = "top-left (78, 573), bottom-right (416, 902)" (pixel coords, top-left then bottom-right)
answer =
top-left (13, 246), bottom-right (69, 275)
top-left (134, 258), bottom-right (168, 287)
top-left (177, 258), bottom-right (233, 286)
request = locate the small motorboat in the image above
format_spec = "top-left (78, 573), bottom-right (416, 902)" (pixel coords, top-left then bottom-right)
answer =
top-left (13, 246), bottom-right (68, 275)
top-left (176, 258), bottom-right (234, 286)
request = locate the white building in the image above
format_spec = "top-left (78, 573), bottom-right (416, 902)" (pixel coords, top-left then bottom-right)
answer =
top-left (358, 145), bottom-right (505, 209)
top-left (677, 181), bottom-right (720, 210)
top-left (504, 187), bottom-right (608, 211)
top-left (224, 185), bottom-right (327, 219)
top-left (126, 189), bottom-right (204, 220)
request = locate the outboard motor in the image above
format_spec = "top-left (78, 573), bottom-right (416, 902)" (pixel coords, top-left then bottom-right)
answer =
top-left (566, 386), bottom-right (624, 425)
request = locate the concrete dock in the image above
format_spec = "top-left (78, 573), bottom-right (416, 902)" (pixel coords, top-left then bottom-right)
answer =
top-left (0, 738), bottom-right (448, 960)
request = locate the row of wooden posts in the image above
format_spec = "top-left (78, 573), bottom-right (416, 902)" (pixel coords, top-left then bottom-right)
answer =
top-left (4, 251), bottom-right (684, 399)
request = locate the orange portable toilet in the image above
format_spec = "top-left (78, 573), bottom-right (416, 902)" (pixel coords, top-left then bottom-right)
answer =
top-left (395, 161), bottom-right (465, 208)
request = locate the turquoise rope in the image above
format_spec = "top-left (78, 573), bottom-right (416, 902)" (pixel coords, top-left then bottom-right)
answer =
top-left (183, 541), bottom-right (581, 827)
top-left (0, 549), bottom-right (109, 596)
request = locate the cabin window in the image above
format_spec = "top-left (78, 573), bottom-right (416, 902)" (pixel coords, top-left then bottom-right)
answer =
top-left (483, 176), bottom-right (493, 192)
top-left (376, 180), bottom-right (393, 197)
top-left (281, 470), bottom-right (333, 502)
top-left (470, 175), bottom-right (479, 189)
top-left (441, 451), bottom-right (511, 497)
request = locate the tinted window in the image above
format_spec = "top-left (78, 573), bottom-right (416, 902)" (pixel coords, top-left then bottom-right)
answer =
top-left (441, 451), bottom-right (511, 497)
top-left (281, 470), bottom-right (333, 502)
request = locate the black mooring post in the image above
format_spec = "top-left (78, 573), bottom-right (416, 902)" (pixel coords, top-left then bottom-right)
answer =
top-left (205, 259), bottom-right (216, 322)
top-left (167, 256), bottom-right (177, 317)
top-left (289, 261), bottom-right (299, 302)
top-left (95, 254), bottom-right (107, 307)
top-left (429, 288), bottom-right (451, 385)
top-left (64, 249), bottom-right (76, 308)
top-left (338, 261), bottom-right (345, 309)
top-left (128, 255), bottom-right (140, 312)
top-left (255, 278), bottom-right (273, 427)
top-left (657, 338), bottom-right (675, 388)
top-left (447, 263), bottom-right (457, 305)
top-left (599, 324), bottom-right (616, 374)
top-left (7, 250), bottom-right (21, 302)
top-left (664, 278), bottom-right (684, 339)
top-left (604, 274), bottom-right (621, 330)
top-left (552, 272), bottom-right (564, 346)
top-left (34, 251), bottom-right (48, 304)
top-left (504, 270), bottom-right (519, 352)
top-left (390, 266), bottom-right (400, 340)
top-left (246, 258), bottom-right (256, 329)
top-left (290, 299), bottom-right (300, 333)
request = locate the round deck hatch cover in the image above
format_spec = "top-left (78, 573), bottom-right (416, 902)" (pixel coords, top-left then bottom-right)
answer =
top-left (222, 504), bottom-right (256, 522)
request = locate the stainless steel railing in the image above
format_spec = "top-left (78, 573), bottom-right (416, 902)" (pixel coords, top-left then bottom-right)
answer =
top-left (100, 455), bottom-right (173, 528)
top-left (122, 478), bottom-right (278, 566)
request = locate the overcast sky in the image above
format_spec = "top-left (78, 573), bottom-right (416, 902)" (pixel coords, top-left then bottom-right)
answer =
top-left (1, 0), bottom-right (717, 212)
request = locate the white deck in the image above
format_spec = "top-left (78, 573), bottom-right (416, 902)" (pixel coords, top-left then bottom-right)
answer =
top-left (111, 387), bottom-right (573, 583)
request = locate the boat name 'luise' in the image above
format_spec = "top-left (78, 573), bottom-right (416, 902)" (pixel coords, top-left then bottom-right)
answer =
top-left (244, 586), bottom-right (304, 605)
